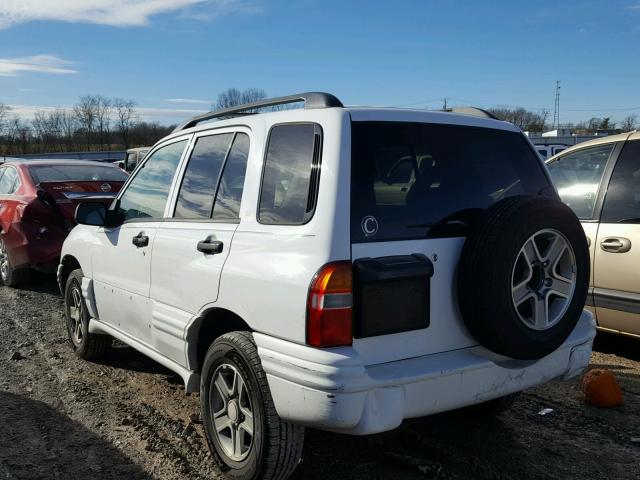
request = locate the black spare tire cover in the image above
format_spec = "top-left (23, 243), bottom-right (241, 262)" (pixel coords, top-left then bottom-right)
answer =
top-left (457, 196), bottom-right (589, 360)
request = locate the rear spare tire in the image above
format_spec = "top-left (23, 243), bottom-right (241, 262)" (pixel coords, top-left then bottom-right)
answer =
top-left (457, 196), bottom-right (589, 360)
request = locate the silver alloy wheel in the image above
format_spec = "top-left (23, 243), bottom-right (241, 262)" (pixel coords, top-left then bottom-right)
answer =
top-left (511, 228), bottom-right (577, 331)
top-left (211, 363), bottom-right (254, 462)
top-left (0, 238), bottom-right (9, 282)
top-left (68, 283), bottom-right (85, 345)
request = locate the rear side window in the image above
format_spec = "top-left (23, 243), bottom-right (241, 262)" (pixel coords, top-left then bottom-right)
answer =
top-left (212, 133), bottom-right (250, 221)
top-left (258, 123), bottom-right (322, 225)
top-left (351, 122), bottom-right (550, 243)
top-left (600, 140), bottom-right (640, 223)
top-left (546, 144), bottom-right (614, 219)
top-left (29, 165), bottom-right (128, 183)
top-left (174, 133), bottom-right (233, 219)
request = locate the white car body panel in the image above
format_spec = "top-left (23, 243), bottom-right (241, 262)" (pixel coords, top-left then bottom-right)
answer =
top-left (59, 105), bottom-right (596, 431)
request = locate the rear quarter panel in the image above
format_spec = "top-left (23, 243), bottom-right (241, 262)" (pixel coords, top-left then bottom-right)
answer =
top-left (214, 109), bottom-right (352, 343)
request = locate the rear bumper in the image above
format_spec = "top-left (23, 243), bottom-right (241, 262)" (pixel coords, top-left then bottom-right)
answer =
top-left (255, 310), bottom-right (596, 435)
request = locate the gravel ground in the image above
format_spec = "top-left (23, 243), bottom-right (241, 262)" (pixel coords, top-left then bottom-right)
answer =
top-left (1, 277), bottom-right (639, 480)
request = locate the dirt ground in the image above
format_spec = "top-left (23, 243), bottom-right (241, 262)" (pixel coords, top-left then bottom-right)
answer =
top-left (1, 277), bottom-right (639, 480)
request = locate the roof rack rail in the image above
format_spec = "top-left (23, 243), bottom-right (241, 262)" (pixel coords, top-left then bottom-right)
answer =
top-left (442, 106), bottom-right (500, 121)
top-left (173, 91), bottom-right (343, 132)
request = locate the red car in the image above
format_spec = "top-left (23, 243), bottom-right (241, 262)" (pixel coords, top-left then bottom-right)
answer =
top-left (0, 160), bottom-right (128, 286)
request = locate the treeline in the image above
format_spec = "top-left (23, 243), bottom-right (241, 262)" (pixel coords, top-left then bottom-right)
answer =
top-left (0, 95), bottom-right (175, 156)
top-left (486, 106), bottom-right (637, 134)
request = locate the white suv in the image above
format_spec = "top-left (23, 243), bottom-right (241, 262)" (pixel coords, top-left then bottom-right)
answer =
top-left (59, 93), bottom-right (596, 480)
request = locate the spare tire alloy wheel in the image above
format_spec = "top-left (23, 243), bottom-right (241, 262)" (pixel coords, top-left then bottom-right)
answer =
top-left (457, 196), bottom-right (589, 360)
top-left (211, 364), bottom-right (255, 462)
top-left (511, 229), bottom-right (576, 331)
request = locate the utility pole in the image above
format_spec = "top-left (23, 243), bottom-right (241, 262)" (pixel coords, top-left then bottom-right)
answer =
top-left (442, 97), bottom-right (448, 110)
top-left (553, 81), bottom-right (561, 130)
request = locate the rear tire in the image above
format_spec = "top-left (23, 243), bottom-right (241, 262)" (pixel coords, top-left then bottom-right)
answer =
top-left (201, 332), bottom-right (304, 480)
top-left (0, 236), bottom-right (30, 287)
top-left (458, 196), bottom-right (589, 360)
top-left (64, 269), bottom-right (111, 360)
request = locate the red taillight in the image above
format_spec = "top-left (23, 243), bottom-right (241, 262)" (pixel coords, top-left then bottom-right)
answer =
top-left (307, 261), bottom-right (353, 347)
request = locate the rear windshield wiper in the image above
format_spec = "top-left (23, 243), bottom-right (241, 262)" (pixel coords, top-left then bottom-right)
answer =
top-left (617, 218), bottom-right (640, 224)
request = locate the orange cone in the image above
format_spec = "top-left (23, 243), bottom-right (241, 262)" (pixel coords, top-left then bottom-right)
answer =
top-left (582, 369), bottom-right (623, 407)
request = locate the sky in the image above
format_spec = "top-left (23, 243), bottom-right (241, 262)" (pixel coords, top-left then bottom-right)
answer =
top-left (0, 0), bottom-right (639, 126)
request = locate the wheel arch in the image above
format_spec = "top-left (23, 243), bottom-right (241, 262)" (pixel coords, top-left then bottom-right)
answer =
top-left (58, 254), bottom-right (82, 295)
top-left (186, 307), bottom-right (253, 373)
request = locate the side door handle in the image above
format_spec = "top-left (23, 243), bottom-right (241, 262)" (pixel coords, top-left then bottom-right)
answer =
top-left (197, 236), bottom-right (224, 255)
top-left (132, 232), bottom-right (149, 248)
top-left (600, 237), bottom-right (632, 253)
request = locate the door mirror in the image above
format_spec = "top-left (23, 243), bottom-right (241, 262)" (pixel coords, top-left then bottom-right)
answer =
top-left (75, 202), bottom-right (122, 227)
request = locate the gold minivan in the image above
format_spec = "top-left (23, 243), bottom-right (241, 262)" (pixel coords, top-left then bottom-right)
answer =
top-left (547, 131), bottom-right (640, 338)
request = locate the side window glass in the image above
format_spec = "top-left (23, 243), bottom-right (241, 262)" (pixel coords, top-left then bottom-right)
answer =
top-left (118, 140), bottom-right (187, 221)
top-left (601, 140), bottom-right (640, 223)
top-left (258, 123), bottom-right (322, 225)
top-left (174, 133), bottom-right (233, 219)
top-left (546, 144), bottom-right (614, 219)
top-left (0, 168), bottom-right (18, 195)
top-left (212, 133), bottom-right (250, 221)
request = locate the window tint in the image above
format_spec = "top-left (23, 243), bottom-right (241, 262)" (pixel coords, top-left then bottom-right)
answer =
top-left (174, 134), bottom-right (233, 219)
top-left (0, 167), bottom-right (18, 195)
top-left (29, 165), bottom-right (128, 183)
top-left (119, 140), bottom-right (187, 220)
top-left (546, 144), bottom-right (613, 219)
top-left (601, 140), bottom-right (640, 223)
top-left (259, 124), bottom-right (321, 225)
top-left (351, 122), bottom-right (550, 242)
top-left (212, 133), bottom-right (250, 221)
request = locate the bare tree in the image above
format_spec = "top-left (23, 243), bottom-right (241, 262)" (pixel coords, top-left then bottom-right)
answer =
top-left (59, 109), bottom-right (77, 151)
top-left (486, 106), bottom-right (550, 132)
top-left (0, 102), bottom-right (9, 132)
top-left (621, 114), bottom-right (637, 132)
top-left (113, 98), bottom-right (137, 149)
top-left (95, 95), bottom-right (112, 150)
top-left (215, 88), bottom-right (267, 110)
top-left (73, 95), bottom-right (100, 151)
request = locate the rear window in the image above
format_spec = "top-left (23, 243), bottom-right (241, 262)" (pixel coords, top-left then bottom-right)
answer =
top-left (351, 122), bottom-right (550, 243)
top-left (29, 164), bottom-right (128, 183)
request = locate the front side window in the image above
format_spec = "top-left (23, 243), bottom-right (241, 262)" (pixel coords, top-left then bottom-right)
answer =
top-left (546, 143), bottom-right (614, 219)
top-left (259, 123), bottom-right (322, 225)
top-left (600, 140), bottom-right (640, 223)
top-left (118, 140), bottom-right (187, 221)
top-left (351, 122), bottom-right (550, 242)
top-left (174, 134), bottom-right (233, 219)
top-left (0, 167), bottom-right (19, 195)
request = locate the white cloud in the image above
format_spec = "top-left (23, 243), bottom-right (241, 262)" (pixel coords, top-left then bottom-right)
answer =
top-left (0, 0), bottom-right (252, 29)
top-left (166, 98), bottom-right (213, 105)
top-left (0, 55), bottom-right (77, 77)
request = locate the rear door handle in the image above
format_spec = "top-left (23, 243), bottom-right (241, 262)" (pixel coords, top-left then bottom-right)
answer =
top-left (600, 237), bottom-right (631, 253)
top-left (132, 232), bottom-right (149, 248)
top-left (197, 236), bottom-right (224, 255)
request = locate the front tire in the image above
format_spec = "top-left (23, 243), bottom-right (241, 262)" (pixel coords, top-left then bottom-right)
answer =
top-left (64, 269), bottom-right (111, 359)
top-left (201, 332), bottom-right (304, 480)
